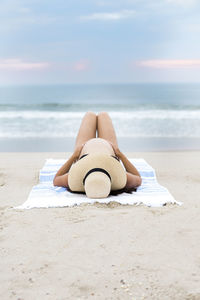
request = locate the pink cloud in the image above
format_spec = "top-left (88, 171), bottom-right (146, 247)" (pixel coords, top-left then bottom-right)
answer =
top-left (0, 58), bottom-right (50, 70)
top-left (135, 59), bottom-right (200, 69)
top-left (72, 60), bottom-right (90, 72)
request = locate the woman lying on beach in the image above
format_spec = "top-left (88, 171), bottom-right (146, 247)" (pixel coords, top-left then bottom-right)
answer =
top-left (53, 111), bottom-right (142, 198)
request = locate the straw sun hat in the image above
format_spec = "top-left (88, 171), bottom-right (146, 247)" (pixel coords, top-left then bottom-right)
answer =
top-left (68, 153), bottom-right (127, 199)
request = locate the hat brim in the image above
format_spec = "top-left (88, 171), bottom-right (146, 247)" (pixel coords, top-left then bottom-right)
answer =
top-left (68, 153), bottom-right (127, 192)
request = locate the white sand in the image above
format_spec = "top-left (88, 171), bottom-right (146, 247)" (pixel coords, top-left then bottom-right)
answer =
top-left (0, 152), bottom-right (200, 300)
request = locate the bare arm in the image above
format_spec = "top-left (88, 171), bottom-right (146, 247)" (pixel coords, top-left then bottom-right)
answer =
top-left (53, 144), bottom-right (84, 187)
top-left (110, 143), bottom-right (142, 188)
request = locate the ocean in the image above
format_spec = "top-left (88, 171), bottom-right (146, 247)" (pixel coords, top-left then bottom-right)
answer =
top-left (0, 83), bottom-right (200, 151)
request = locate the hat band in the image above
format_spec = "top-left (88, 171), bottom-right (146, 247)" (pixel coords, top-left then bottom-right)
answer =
top-left (83, 168), bottom-right (111, 186)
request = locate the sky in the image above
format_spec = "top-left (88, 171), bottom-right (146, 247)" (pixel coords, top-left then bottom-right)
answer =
top-left (1, 0), bottom-right (200, 84)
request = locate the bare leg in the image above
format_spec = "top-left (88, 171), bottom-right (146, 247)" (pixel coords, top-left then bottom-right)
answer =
top-left (97, 112), bottom-right (118, 146)
top-left (75, 111), bottom-right (97, 149)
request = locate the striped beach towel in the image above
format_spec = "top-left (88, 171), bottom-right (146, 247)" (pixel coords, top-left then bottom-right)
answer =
top-left (14, 158), bottom-right (182, 209)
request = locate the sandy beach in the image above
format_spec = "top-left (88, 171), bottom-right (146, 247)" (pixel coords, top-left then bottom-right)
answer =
top-left (0, 151), bottom-right (200, 300)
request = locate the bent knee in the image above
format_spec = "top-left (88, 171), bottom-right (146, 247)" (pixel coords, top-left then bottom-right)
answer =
top-left (98, 111), bottom-right (110, 118)
top-left (85, 111), bottom-right (96, 118)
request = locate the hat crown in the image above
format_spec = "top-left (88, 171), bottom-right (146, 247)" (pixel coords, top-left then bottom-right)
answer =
top-left (85, 172), bottom-right (111, 199)
top-left (68, 153), bottom-right (127, 195)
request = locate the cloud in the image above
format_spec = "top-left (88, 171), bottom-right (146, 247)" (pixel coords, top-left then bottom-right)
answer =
top-left (166, 0), bottom-right (197, 6)
top-left (72, 60), bottom-right (90, 72)
top-left (17, 7), bottom-right (31, 14)
top-left (135, 59), bottom-right (200, 68)
top-left (80, 9), bottom-right (135, 21)
top-left (40, 60), bottom-right (91, 72)
top-left (0, 0), bottom-right (60, 33)
top-left (0, 58), bottom-right (50, 70)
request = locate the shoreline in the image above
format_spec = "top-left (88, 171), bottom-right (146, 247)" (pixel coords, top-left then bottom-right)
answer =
top-left (1, 137), bottom-right (200, 152)
top-left (0, 151), bottom-right (200, 299)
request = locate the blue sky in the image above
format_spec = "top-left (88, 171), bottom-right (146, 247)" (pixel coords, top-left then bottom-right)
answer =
top-left (1, 0), bottom-right (200, 84)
